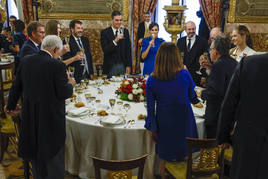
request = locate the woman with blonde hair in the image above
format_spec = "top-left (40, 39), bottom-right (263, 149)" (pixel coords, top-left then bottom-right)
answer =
top-left (230, 25), bottom-right (255, 62)
top-left (45, 20), bottom-right (83, 65)
top-left (145, 42), bottom-right (199, 178)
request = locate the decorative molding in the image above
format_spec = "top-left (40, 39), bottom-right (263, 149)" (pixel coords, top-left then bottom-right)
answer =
top-left (228, 0), bottom-right (268, 23)
top-left (38, 0), bottom-right (129, 21)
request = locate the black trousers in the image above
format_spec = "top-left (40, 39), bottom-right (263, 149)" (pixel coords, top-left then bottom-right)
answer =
top-left (32, 146), bottom-right (65, 179)
top-left (205, 124), bottom-right (217, 138)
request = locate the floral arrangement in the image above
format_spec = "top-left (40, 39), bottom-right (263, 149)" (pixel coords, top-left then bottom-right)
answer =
top-left (115, 77), bottom-right (146, 102)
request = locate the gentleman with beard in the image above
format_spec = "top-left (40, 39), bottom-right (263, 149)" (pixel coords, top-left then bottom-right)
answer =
top-left (177, 21), bottom-right (208, 86)
top-left (63, 20), bottom-right (94, 83)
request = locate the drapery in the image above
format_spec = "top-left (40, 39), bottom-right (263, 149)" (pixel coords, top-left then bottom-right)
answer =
top-left (199, 0), bottom-right (222, 30)
top-left (22, 0), bottom-right (34, 23)
top-left (132, 0), bottom-right (158, 74)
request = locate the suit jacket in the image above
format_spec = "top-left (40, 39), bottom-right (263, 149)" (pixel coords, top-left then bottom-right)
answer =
top-left (201, 55), bottom-right (237, 129)
top-left (20, 39), bottom-right (40, 58)
top-left (63, 35), bottom-right (94, 83)
top-left (7, 51), bottom-right (73, 176)
top-left (137, 22), bottom-right (145, 42)
top-left (100, 26), bottom-right (131, 75)
top-left (217, 53), bottom-right (268, 179)
top-left (177, 35), bottom-right (209, 86)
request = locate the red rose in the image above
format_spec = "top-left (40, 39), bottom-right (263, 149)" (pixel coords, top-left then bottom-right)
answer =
top-left (143, 89), bottom-right (146, 95)
top-left (126, 84), bottom-right (132, 89)
top-left (127, 88), bottom-right (132, 93)
top-left (122, 88), bottom-right (127, 93)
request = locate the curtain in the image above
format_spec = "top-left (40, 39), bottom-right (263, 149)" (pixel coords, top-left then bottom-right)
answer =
top-left (132, 0), bottom-right (158, 74)
top-left (22, 0), bottom-right (34, 23)
top-left (199, 0), bottom-right (222, 30)
top-left (16, 0), bottom-right (25, 21)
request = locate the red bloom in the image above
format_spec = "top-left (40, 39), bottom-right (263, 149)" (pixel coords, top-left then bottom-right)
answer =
top-left (126, 84), bottom-right (132, 89)
top-left (122, 88), bottom-right (127, 93)
top-left (143, 89), bottom-right (146, 95)
top-left (127, 88), bottom-right (132, 93)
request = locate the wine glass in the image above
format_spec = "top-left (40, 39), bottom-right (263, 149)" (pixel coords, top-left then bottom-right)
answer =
top-left (69, 66), bottom-right (74, 77)
top-left (109, 99), bottom-right (116, 114)
top-left (196, 52), bottom-right (209, 75)
top-left (119, 27), bottom-right (124, 39)
top-left (80, 48), bottom-right (85, 66)
top-left (117, 101), bottom-right (123, 113)
top-left (90, 96), bottom-right (96, 107)
top-left (123, 103), bottom-right (131, 118)
top-left (65, 36), bottom-right (70, 44)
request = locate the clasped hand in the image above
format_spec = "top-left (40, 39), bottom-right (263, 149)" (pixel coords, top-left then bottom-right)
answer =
top-left (114, 34), bottom-right (124, 43)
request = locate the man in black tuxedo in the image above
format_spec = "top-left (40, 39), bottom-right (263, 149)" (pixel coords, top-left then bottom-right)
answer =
top-left (177, 21), bottom-right (209, 86)
top-left (217, 52), bottom-right (268, 179)
top-left (137, 11), bottom-right (151, 45)
top-left (100, 11), bottom-right (132, 77)
top-left (5, 35), bottom-right (75, 179)
top-left (63, 20), bottom-right (94, 83)
top-left (20, 21), bottom-right (45, 58)
top-left (200, 36), bottom-right (237, 138)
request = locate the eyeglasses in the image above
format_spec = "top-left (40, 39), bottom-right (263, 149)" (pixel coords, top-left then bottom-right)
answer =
top-left (37, 31), bottom-right (45, 34)
top-left (209, 47), bottom-right (215, 51)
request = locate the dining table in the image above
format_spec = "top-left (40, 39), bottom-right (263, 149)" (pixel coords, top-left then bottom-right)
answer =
top-left (65, 77), bottom-right (206, 179)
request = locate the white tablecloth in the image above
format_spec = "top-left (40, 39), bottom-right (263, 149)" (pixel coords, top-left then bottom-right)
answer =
top-left (65, 81), bottom-right (205, 179)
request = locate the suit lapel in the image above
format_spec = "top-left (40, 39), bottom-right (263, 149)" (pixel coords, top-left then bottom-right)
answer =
top-left (189, 36), bottom-right (200, 53)
top-left (108, 26), bottom-right (116, 40)
top-left (69, 35), bottom-right (80, 52)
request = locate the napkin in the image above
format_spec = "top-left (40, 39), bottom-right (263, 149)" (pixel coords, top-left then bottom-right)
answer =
top-left (68, 107), bottom-right (88, 116)
top-left (101, 115), bottom-right (121, 124)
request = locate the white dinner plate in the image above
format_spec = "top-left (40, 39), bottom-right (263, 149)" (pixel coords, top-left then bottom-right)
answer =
top-left (100, 115), bottom-right (125, 126)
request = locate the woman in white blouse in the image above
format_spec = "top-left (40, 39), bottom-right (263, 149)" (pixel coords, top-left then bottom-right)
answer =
top-left (230, 25), bottom-right (256, 62)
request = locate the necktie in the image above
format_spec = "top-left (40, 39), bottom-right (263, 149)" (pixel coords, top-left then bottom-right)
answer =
top-left (37, 44), bottom-right (41, 50)
top-left (77, 38), bottom-right (83, 48)
top-left (187, 39), bottom-right (191, 52)
top-left (115, 30), bottom-right (118, 37)
top-left (77, 38), bottom-right (89, 75)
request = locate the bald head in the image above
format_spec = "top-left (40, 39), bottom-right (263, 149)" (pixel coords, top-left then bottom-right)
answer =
top-left (210, 27), bottom-right (223, 41)
top-left (185, 21), bottom-right (196, 38)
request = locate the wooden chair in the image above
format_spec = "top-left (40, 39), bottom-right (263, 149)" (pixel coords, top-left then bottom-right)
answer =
top-left (0, 62), bottom-right (14, 118)
top-left (165, 138), bottom-right (225, 179)
top-left (91, 154), bottom-right (149, 179)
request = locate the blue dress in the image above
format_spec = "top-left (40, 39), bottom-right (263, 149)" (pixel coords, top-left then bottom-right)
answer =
top-left (141, 37), bottom-right (164, 75)
top-left (145, 69), bottom-right (199, 161)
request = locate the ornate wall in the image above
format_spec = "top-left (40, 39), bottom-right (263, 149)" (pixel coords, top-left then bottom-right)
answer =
top-left (39, 0), bottom-right (132, 66)
top-left (225, 23), bottom-right (268, 52)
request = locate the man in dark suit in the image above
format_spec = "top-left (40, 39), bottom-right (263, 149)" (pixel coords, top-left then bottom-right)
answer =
top-left (20, 21), bottom-right (45, 58)
top-left (177, 21), bottom-right (209, 86)
top-left (217, 52), bottom-right (268, 179)
top-left (5, 35), bottom-right (75, 179)
top-left (63, 20), bottom-right (94, 83)
top-left (137, 11), bottom-right (151, 45)
top-left (200, 36), bottom-right (237, 138)
top-left (100, 11), bottom-right (132, 77)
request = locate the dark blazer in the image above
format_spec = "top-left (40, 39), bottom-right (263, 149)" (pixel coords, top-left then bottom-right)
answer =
top-left (201, 55), bottom-right (237, 135)
top-left (7, 51), bottom-right (73, 175)
top-left (100, 26), bottom-right (131, 75)
top-left (217, 54), bottom-right (268, 179)
top-left (137, 22), bottom-right (146, 42)
top-left (20, 39), bottom-right (40, 58)
top-left (177, 35), bottom-right (209, 86)
top-left (63, 35), bottom-right (94, 83)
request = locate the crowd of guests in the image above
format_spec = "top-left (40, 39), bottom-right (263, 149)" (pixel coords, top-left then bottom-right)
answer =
top-left (2, 9), bottom-right (267, 179)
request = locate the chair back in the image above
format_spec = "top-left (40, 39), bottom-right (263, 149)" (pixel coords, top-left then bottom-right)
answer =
top-left (0, 62), bottom-right (15, 117)
top-left (91, 154), bottom-right (148, 179)
top-left (186, 137), bottom-right (225, 179)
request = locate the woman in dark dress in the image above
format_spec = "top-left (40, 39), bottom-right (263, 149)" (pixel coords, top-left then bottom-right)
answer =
top-left (145, 42), bottom-right (199, 178)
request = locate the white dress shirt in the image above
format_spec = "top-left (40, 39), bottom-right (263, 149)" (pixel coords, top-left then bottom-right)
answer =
top-left (186, 35), bottom-right (196, 50)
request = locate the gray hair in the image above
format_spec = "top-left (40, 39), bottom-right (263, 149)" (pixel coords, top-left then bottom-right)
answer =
top-left (41, 35), bottom-right (63, 51)
top-left (213, 36), bottom-right (230, 56)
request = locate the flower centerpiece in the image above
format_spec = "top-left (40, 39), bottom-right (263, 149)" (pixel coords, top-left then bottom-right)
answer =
top-left (115, 77), bottom-right (146, 102)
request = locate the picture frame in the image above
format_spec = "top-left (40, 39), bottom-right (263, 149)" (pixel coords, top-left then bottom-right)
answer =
top-left (38, 0), bottom-right (129, 21)
top-left (228, 0), bottom-right (268, 23)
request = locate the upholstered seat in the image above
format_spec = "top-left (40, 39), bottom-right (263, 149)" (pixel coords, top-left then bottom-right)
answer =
top-left (165, 138), bottom-right (225, 179)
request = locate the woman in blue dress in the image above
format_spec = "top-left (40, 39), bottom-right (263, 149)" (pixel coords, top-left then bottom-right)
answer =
top-left (141, 22), bottom-right (164, 75)
top-left (145, 42), bottom-right (199, 178)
